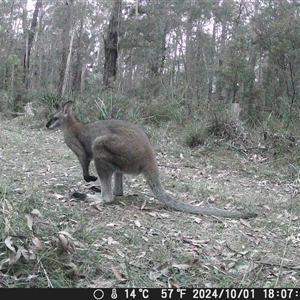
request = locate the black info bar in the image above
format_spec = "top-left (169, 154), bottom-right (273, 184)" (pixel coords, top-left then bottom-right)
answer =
top-left (0, 288), bottom-right (299, 300)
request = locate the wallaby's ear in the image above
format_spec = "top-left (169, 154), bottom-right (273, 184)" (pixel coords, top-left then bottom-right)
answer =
top-left (62, 101), bottom-right (73, 115)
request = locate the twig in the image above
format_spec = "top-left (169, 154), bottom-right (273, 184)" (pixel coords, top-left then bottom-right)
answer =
top-left (258, 261), bottom-right (300, 272)
top-left (158, 163), bottom-right (202, 170)
top-left (275, 194), bottom-right (294, 287)
top-left (38, 258), bottom-right (53, 288)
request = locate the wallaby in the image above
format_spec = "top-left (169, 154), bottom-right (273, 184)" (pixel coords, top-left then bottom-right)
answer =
top-left (46, 101), bottom-right (257, 219)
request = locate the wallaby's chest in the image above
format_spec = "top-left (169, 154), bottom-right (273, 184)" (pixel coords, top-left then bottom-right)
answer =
top-left (64, 129), bottom-right (94, 158)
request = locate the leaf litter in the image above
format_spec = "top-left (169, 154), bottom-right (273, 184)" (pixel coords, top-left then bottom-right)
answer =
top-left (0, 118), bottom-right (299, 287)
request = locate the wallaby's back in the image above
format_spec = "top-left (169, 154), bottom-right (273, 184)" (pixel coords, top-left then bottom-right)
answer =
top-left (88, 119), bottom-right (158, 175)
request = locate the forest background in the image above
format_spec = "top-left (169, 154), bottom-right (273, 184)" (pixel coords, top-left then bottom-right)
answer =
top-left (2, 0), bottom-right (300, 143)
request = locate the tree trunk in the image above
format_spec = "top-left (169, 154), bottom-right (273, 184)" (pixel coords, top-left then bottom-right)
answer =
top-left (185, 4), bottom-right (194, 113)
top-left (216, 15), bottom-right (227, 101)
top-left (103, 0), bottom-right (122, 89)
top-left (23, 0), bottom-right (42, 89)
top-left (59, 1), bottom-right (73, 95)
top-left (73, 2), bottom-right (86, 92)
top-left (62, 28), bottom-right (76, 96)
top-left (245, 0), bottom-right (259, 117)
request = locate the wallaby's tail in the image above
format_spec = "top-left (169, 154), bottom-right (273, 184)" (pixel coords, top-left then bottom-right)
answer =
top-left (145, 176), bottom-right (257, 219)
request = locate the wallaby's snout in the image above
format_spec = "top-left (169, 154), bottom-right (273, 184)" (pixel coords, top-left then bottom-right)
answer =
top-left (46, 108), bottom-right (63, 129)
top-left (46, 113), bottom-right (62, 130)
top-left (46, 118), bottom-right (53, 129)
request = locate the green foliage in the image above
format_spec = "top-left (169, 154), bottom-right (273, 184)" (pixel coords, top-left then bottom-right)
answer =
top-left (0, 90), bottom-right (14, 112)
top-left (0, 54), bottom-right (26, 112)
top-left (35, 91), bottom-right (63, 110)
top-left (184, 123), bottom-right (207, 148)
top-left (144, 97), bottom-right (188, 125)
top-left (75, 91), bottom-right (142, 124)
top-left (181, 103), bottom-right (227, 148)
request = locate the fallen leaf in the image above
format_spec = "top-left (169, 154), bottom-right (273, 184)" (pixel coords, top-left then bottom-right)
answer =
top-left (106, 223), bottom-right (118, 227)
top-left (228, 262), bottom-right (236, 269)
top-left (31, 209), bottom-right (42, 217)
top-left (159, 213), bottom-right (170, 218)
top-left (59, 234), bottom-right (69, 249)
top-left (10, 247), bottom-right (22, 264)
top-left (54, 233), bottom-right (76, 253)
top-left (168, 277), bottom-right (179, 288)
top-left (58, 231), bottom-right (75, 240)
top-left (137, 251), bottom-right (146, 258)
top-left (21, 248), bottom-right (36, 260)
top-left (240, 218), bottom-right (252, 228)
top-left (4, 200), bottom-right (13, 211)
top-left (31, 237), bottom-right (44, 251)
top-left (140, 200), bottom-right (147, 210)
top-left (25, 214), bottom-right (33, 230)
top-left (4, 236), bottom-right (16, 253)
top-left (116, 249), bottom-right (125, 258)
top-left (237, 264), bottom-right (250, 272)
top-left (26, 275), bottom-right (39, 281)
top-left (149, 271), bottom-right (160, 281)
top-left (111, 263), bottom-right (126, 281)
top-left (134, 220), bottom-right (141, 227)
top-left (53, 193), bottom-right (64, 199)
top-left (193, 217), bottom-right (202, 224)
top-left (172, 263), bottom-right (190, 270)
top-left (253, 238), bottom-right (261, 245)
top-left (147, 212), bottom-right (157, 217)
top-left (184, 238), bottom-right (209, 247)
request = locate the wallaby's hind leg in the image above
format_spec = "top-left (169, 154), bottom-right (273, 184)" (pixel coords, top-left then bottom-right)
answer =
top-left (92, 157), bottom-right (114, 203)
top-left (100, 174), bottom-right (114, 203)
top-left (114, 172), bottom-right (123, 196)
top-left (92, 135), bottom-right (126, 200)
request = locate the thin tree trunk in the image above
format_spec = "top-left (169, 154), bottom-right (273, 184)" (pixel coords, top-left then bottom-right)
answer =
top-left (185, 4), bottom-right (194, 113)
top-left (73, 2), bottom-right (86, 92)
top-left (62, 28), bottom-right (76, 96)
top-left (216, 16), bottom-right (226, 101)
top-left (209, 16), bottom-right (217, 102)
top-left (59, 1), bottom-right (73, 95)
top-left (80, 63), bottom-right (86, 93)
top-left (103, 0), bottom-right (122, 89)
top-left (245, 0), bottom-right (259, 116)
top-left (23, 0), bottom-right (42, 89)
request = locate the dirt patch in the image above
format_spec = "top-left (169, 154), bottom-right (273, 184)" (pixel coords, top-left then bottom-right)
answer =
top-left (0, 117), bottom-right (299, 288)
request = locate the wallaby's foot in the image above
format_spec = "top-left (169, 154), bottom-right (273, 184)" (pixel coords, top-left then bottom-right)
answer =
top-left (72, 192), bottom-right (86, 200)
top-left (72, 192), bottom-right (87, 201)
top-left (72, 192), bottom-right (114, 204)
top-left (90, 186), bottom-right (101, 193)
top-left (84, 175), bottom-right (98, 182)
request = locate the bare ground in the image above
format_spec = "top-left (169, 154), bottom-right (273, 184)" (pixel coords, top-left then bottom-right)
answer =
top-left (0, 116), bottom-right (299, 288)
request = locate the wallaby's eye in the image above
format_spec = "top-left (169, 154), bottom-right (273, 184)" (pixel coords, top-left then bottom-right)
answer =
top-left (53, 117), bottom-right (58, 121)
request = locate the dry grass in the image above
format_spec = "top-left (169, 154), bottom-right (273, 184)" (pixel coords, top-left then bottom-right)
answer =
top-left (0, 116), bottom-right (299, 288)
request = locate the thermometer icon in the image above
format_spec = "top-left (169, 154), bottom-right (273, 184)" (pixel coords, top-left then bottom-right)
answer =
top-left (111, 288), bottom-right (117, 299)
